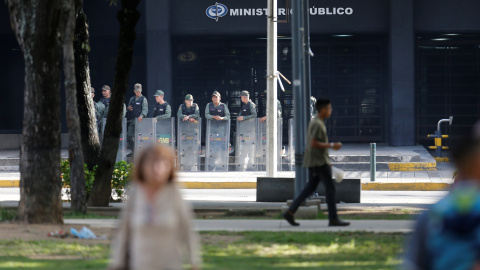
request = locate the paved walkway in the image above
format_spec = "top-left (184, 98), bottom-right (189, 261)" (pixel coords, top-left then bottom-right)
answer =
top-left (0, 145), bottom-right (455, 190)
top-left (0, 168), bottom-right (455, 190)
top-left (65, 219), bottom-right (415, 233)
top-left (0, 189), bottom-right (446, 211)
top-left (0, 170), bottom-right (455, 182)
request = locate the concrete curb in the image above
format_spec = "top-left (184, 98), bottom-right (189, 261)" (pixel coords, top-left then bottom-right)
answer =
top-left (387, 162), bottom-right (437, 171)
top-left (0, 180), bottom-right (17, 187)
top-left (0, 179), bottom-right (451, 191)
top-left (361, 182), bottom-right (450, 191)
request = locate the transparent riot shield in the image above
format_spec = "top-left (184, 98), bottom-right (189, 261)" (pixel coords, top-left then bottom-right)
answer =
top-left (256, 118), bottom-right (283, 171)
top-left (235, 119), bottom-right (257, 171)
top-left (155, 118), bottom-right (175, 149)
top-left (134, 118), bottom-right (156, 157)
top-left (205, 119), bottom-right (231, 172)
top-left (101, 118), bottom-right (127, 162)
top-left (177, 118), bottom-right (201, 171)
top-left (288, 118), bottom-right (295, 171)
top-left (117, 118), bottom-right (127, 162)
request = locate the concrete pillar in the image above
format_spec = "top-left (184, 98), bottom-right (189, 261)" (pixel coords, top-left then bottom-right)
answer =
top-left (145, 0), bottom-right (172, 113)
top-left (389, 0), bottom-right (415, 146)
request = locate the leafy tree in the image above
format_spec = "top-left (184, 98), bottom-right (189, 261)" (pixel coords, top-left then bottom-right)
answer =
top-left (88, 0), bottom-right (141, 206)
top-left (64, 0), bottom-right (87, 214)
top-left (74, 0), bottom-right (101, 171)
top-left (6, 0), bottom-right (75, 223)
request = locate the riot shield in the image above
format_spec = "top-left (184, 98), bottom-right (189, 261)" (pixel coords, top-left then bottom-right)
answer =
top-left (177, 118), bottom-right (201, 171)
top-left (134, 118), bottom-right (156, 157)
top-left (205, 119), bottom-right (230, 172)
top-left (101, 118), bottom-right (127, 162)
top-left (256, 118), bottom-right (283, 171)
top-left (155, 117), bottom-right (175, 149)
top-left (235, 119), bottom-right (257, 171)
top-left (117, 118), bottom-right (127, 162)
top-left (288, 118), bottom-right (295, 171)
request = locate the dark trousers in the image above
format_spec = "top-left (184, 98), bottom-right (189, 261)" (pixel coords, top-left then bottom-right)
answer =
top-left (126, 119), bottom-right (135, 151)
top-left (289, 165), bottom-right (338, 221)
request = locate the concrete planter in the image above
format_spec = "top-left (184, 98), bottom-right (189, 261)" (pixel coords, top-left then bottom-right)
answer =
top-left (256, 177), bottom-right (361, 203)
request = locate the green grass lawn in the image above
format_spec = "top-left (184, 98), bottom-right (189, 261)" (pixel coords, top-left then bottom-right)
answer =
top-left (0, 232), bottom-right (405, 270)
top-left (0, 240), bottom-right (109, 269)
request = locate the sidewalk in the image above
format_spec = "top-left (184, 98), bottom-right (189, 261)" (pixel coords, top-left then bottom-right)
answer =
top-left (0, 147), bottom-right (455, 191)
top-left (0, 190), bottom-right (445, 211)
top-left (0, 168), bottom-right (455, 190)
top-left (65, 218), bottom-right (415, 233)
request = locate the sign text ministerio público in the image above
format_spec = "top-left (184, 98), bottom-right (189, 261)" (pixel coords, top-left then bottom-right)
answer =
top-left (206, 3), bottom-right (353, 21)
top-left (229, 7), bottom-right (353, 16)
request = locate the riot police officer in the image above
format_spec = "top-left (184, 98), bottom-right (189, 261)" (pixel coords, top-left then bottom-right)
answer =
top-left (91, 87), bottom-right (105, 133)
top-left (310, 96), bottom-right (317, 119)
top-left (152, 90), bottom-right (171, 119)
top-left (98, 85), bottom-right (126, 142)
top-left (205, 91), bottom-right (230, 121)
top-left (126, 83), bottom-right (149, 155)
top-left (99, 84), bottom-right (126, 118)
top-left (237, 90), bottom-right (257, 122)
top-left (100, 85), bottom-right (111, 108)
top-left (259, 90), bottom-right (282, 122)
top-left (178, 94), bottom-right (200, 122)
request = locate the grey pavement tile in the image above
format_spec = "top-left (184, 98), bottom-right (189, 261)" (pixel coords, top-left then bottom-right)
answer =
top-left (439, 171), bottom-right (454, 179)
top-left (387, 172), bottom-right (402, 178)
top-left (429, 177), bottom-right (446, 183)
top-left (414, 172), bottom-right (429, 178)
top-left (345, 172), bottom-right (361, 178)
top-left (442, 178), bottom-right (454, 184)
top-left (415, 178), bottom-right (431, 183)
top-left (376, 172), bottom-right (388, 178)
top-left (426, 171), bottom-right (441, 177)
top-left (401, 172), bottom-right (415, 178)
top-left (428, 177), bottom-right (443, 183)
top-left (360, 172), bottom-right (370, 178)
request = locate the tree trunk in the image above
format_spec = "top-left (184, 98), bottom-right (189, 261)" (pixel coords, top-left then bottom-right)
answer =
top-left (7, 0), bottom-right (68, 223)
top-left (74, 0), bottom-right (101, 170)
top-left (64, 0), bottom-right (87, 214)
top-left (88, 0), bottom-right (141, 206)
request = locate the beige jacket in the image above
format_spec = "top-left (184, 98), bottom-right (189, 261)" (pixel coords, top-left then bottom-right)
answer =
top-left (109, 184), bottom-right (201, 270)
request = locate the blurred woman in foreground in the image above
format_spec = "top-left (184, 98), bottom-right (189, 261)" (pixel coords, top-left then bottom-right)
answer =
top-left (109, 145), bottom-right (201, 270)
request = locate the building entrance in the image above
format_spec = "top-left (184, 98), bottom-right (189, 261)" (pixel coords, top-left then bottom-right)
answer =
top-left (172, 35), bottom-right (388, 144)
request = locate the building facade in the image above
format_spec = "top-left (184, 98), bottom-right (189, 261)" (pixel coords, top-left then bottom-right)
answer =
top-left (1, 0), bottom-right (480, 148)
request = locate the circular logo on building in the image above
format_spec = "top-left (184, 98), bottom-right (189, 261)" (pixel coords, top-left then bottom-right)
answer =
top-left (178, 51), bottom-right (197, 62)
top-left (206, 2), bottom-right (228, 21)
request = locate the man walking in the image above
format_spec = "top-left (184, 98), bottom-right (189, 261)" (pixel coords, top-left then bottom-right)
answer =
top-left (237, 91), bottom-right (257, 122)
top-left (283, 98), bottom-right (350, 227)
top-left (126, 83), bottom-right (148, 155)
top-left (178, 94), bottom-right (200, 122)
top-left (152, 90), bottom-right (171, 119)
